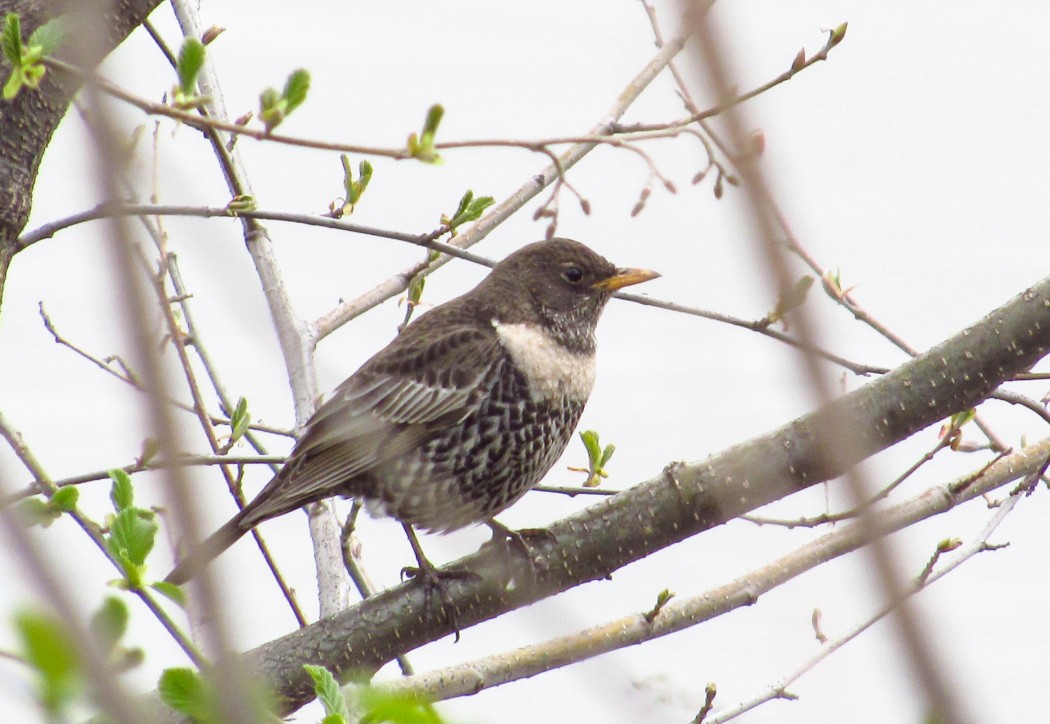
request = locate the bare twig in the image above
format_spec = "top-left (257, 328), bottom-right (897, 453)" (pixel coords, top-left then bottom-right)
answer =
top-left (683, 5), bottom-right (965, 721)
top-left (707, 474), bottom-right (1026, 723)
top-left (373, 437), bottom-right (1050, 706)
top-left (311, 31), bottom-right (690, 341)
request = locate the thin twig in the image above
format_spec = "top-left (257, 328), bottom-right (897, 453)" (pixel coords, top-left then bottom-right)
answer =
top-left (36, 301), bottom-right (291, 437)
top-left (373, 437), bottom-right (1050, 706)
top-left (707, 476), bottom-right (1026, 723)
top-left (162, 253), bottom-right (307, 626)
top-left (742, 435), bottom-right (956, 528)
top-left (0, 411), bottom-right (146, 722)
top-left (311, 31), bottom-right (690, 341)
top-left (0, 410), bottom-right (205, 667)
top-left (38, 35), bottom-right (837, 167)
top-left (4, 454), bottom-right (285, 505)
top-left (683, 4), bottom-right (964, 720)
top-left (143, 248), bottom-right (308, 627)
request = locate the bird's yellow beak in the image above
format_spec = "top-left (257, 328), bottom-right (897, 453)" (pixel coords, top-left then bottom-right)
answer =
top-left (591, 267), bottom-right (660, 292)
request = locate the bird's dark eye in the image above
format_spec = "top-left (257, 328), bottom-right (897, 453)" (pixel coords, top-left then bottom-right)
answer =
top-left (561, 265), bottom-right (584, 283)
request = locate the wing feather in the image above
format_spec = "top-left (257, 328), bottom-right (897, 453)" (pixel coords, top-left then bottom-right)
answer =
top-left (238, 313), bottom-right (503, 525)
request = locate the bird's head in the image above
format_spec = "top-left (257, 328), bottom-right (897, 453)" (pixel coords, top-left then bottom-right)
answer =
top-left (481, 238), bottom-right (659, 352)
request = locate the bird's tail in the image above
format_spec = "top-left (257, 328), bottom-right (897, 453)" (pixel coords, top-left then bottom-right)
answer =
top-left (164, 515), bottom-right (248, 586)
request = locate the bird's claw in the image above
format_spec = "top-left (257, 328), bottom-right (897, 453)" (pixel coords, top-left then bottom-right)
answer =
top-left (401, 562), bottom-right (479, 642)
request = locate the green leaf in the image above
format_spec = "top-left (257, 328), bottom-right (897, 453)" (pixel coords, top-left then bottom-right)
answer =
top-left (340, 154), bottom-right (354, 193)
top-left (576, 431), bottom-right (615, 488)
top-left (27, 16), bottom-right (66, 55)
top-left (407, 104), bottom-right (444, 163)
top-left (257, 66), bottom-right (306, 131)
top-left (358, 160), bottom-right (373, 186)
top-left (582, 430), bottom-right (599, 457)
top-left (771, 274), bottom-right (815, 322)
top-left (158, 667), bottom-right (211, 719)
top-left (304, 664), bottom-right (350, 720)
top-left (229, 396), bottom-right (250, 443)
top-left (321, 715), bottom-right (347, 724)
top-left (150, 581), bottom-right (187, 607)
top-left (445, 190), bottom-right (494, 230)
top-left (108, 468), bottom-right (134, 512)
top-left (16, 497), bottom-right (58, 527)
top-left (176, 38), bottom-right (205, 96)
top-left (225, 194), bottom-right (257, 214)
top-left (347, 159), bottom-right (373, 207)
top-left (337, 156), bottom-right (372, 216)
top-left (422, 103), bottom-right (444, 137)
top-left (1, 14), bottom-right (64, 100)
top-left (407, 274), bottom-right (426, 305)
top-left (464, 197), bottom-right (493, 224)
top-left (259, 86), bottom-right (284, 132)
top-left (139, 437), bottom-right (161, 466)
top-left (260, 86), bottom-right (280, 110)
top-left (282, 68), bottom-right (310, 112)
top-left (90, 596), bottom-right (129, 653)
top-left (453, 190), bottom-right (474, 219)
top-left (399, 250), bottom-right (440, 331)
top-left (356, 687), bottom-right (444, 724)
top-left (3, 69), bottom-right (24, 100)
top-left (2, 13), bottom-right (22, 66)
top-left (21, 59), bottom-right (43, 89)
top-left (51, 485), bottom-right (79, 512)
top-left (107, 508), bottom-right (157, 571)
top-left (15, 609), bottom-right (81, 714)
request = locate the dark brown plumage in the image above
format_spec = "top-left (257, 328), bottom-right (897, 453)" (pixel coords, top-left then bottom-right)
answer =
top-left (166, 239), bottom-right (657, 585)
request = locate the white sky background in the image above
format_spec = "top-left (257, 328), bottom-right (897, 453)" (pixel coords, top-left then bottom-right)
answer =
top-left (1, 1), bottom-right (1049, 722)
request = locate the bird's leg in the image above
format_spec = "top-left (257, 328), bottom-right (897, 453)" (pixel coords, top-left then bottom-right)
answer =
top-left (399, 523), bottom-right (477, 642)
top-left (485, 519), bottom-right (557, 574)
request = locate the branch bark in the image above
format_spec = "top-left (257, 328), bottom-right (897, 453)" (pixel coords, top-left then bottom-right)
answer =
top-left (375, 435), bottom-right (1050, 705)
top-left (0, 0), bottom-right (163, 309)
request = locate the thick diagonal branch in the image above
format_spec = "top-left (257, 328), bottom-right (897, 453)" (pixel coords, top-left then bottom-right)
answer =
top-left (140, 274), bottom-right (1050, 718)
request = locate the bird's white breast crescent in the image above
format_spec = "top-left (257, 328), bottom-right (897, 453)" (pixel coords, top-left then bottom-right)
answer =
top-left (492, 320), bottom-right (596, 403)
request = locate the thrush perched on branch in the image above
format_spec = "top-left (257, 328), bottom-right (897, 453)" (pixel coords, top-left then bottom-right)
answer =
top-left (165, 238), bottom-right (658, 587)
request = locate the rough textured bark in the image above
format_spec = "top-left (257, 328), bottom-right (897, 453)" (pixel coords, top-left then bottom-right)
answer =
top-left (165, 274), bottom-right (1045, 717)
top-left (0, 0), bottom-right (163, 308)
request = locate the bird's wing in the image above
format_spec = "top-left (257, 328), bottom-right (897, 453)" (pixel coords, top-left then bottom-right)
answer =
top-left (239, 316), bottom-right (504, 524)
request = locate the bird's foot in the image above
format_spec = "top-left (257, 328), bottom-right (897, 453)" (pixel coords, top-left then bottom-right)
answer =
top-left (485, 520), bottom-right (556, 575)
top-left (399, 523), bottom-right (478, 642)
top-left (400, 559), bottom-right (478, 642)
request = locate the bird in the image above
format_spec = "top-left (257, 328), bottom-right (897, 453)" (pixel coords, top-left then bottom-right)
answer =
top-left (165, 238), bottom-right (658, 587)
